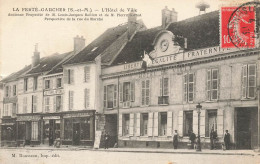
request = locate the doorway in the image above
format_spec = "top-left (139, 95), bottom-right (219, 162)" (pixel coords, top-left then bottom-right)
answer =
top-left (235, 107), bottom-right (258, 149)
top-left (73, 123), bottom-right (80, 145)
top-left (105, 114), bottom-right (118, 147)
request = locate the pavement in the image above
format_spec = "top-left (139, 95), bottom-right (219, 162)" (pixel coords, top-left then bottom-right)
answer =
top-left (1, 145), bottom-right (259, 156)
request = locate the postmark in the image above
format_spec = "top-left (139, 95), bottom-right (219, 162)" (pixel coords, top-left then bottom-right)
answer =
top-left (221, 2), bottom-right (259, 48)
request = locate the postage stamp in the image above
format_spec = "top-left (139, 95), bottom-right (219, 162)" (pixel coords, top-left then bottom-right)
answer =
top-left (221, 3), bottom-right (257, 48)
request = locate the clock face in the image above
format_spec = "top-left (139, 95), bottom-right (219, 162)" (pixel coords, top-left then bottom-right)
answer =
top-left (160, 39), bottom-right (169, 52)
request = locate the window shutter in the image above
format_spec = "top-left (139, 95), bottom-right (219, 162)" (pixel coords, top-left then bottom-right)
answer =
top-left (200, 110), bottom-right (206, 137)
top-left (167, 111), bottom-right (172, 136)
top-left (188, 73), bottom-right (194, 102)
top-left (211, 69), bottom-right (218, 100)
top-left (178, 111), bottom-right (183, 136)
top-left (193, 110), bottom-right (198, 135)
top-left (184, 74), bottom-right (187, 102)
top-left (50, 79), bottom-right (53, 89)
top-left (242, 65), bottom-right (247, 98)
top-left (207, 70), bottom-right (211, 100)
top-left (64, 69), bottom-right (68, 84)
top-left (70, 70), bottom-right (74, 84)
top-left (217, 109), bottom-right (224, 137)
top-left (53, 96), bottom-right (56, 112)
top-left (136, 113), bottom-right (140, 136)
top-left (113, 85), bottom-right (117, 108)
top-left (141, 81), bottom-right (145, 105)
top-left (146, 80), bottom-right (150, 105)
top-left (60, 95), bottom-right (63, 111)
top-left (118, 114), bottom-right (123, 136)
top-left (160, 78), bottom-right (163, 96)
top-left (153, 112), bottom-right (158, 136)
top-left (248, 64), bottom-right (256, 98)
top-left (148, 112), bottom-right (153, 136)
top-left (69, 91), bottom-right (73, 110)
top-left (130, 81), bottom-right (135, 102)
top-left (84, 66), bottom-right (90, 82)
top-left (103, 86), bottom-right (107, 108)
top-left (119, 83), bottom-right (123, 103)
top-left (164, 78), bottom-right (169, 96)
top-left (34, 96), bottom-right (37, 112)
top-left (129, 113), bottom-right (134, 136)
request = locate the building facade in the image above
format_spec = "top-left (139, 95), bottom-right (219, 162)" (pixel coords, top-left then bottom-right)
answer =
top-left (101, 7), bottom-right (260, 149)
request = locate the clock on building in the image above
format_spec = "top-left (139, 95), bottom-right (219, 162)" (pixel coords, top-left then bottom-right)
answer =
top-left (160, 39), bottom-right (169, 52)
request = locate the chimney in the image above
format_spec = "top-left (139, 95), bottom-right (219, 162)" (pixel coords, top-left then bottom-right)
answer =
top-left (32, 43), bottom-right (40, 68)
top-left (74, 35), bottom-right (85, 53)
top-left (162, 6), bottom-right (178, 29)
top-left (127, 12), bottom-right (137, 39)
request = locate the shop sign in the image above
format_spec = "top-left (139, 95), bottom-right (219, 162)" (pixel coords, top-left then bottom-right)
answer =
top-left (44, 89), bottom-right (63, 96)
top-left (63, 112), bottom-right (93, 118)
top-left (17, 115), bottom-right (41, 121)
top-left (43, 116), bottom-right (60, 120)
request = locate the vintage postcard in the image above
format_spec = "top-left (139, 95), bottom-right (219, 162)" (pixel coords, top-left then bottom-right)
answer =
top-left (0, 0), bottom-right (259, 164)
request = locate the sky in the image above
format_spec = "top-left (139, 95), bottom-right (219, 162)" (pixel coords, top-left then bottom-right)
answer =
top-left (0, 0), bottom-right (250, 77)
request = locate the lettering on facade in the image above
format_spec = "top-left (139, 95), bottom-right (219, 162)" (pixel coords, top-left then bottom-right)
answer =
top-left (43, 116), bottom-right (60, 120)
top-left (63, 112), bottom-right (93, 118)
top-left (123, 62), bottom-right (142, 71)
top-left (151, 54), bottom-right (180, 66)
top-left (44, 89), bottom-right (63, 96)
top-left (17, 115), bottom-right (41, 121)
top-left (139, 72), bottom-right (156, 78)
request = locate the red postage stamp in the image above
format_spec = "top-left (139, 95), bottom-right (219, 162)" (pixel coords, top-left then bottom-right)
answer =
top-left (221, 6), bottom-right (256, 48)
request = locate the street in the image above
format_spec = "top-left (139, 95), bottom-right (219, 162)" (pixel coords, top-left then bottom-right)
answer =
top-left (0, 148), bottom-right (259, 164)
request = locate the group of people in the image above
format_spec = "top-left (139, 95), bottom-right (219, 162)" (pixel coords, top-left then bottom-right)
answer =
top-left (172, 129), bottom-right (231, 150)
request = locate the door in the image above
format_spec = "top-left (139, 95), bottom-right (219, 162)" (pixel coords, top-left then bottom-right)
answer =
top-left (236, 108), bottom-right (251, 149)
top-left (49, 120), bottom-right (54, 146)
top-left (73, 123), bottom-right (80, 145)
top-left (25, 122), bottom-right (31, 145)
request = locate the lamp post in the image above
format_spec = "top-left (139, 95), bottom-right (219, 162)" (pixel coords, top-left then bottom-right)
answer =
top-left (196, 103), bottom-right (202, 151)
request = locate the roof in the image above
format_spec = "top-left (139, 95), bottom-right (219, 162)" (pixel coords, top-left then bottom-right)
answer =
top-left (26, 52), bottom-right (72, 75)
top-left (112, 10), bottom-right (219, 65)
top-left (112, 26), bottom-right (163, 65)
top-left (64, 24), bottom-right (129, 65)
top-left (1, 65), bottom-right (31, 83)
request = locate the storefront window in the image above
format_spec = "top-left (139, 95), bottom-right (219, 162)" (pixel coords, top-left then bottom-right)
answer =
top-left (31, 121), bottom-right (39, 141)
top-left (55, 120), bottom-right (61, 139)
top-left (43, 120), bottom-right (49, 141)
top-left (64, 119), bottom-right (72, 140)
top-left (17, 122), bottom-right (26, 140)
top-left (2, 125), bottom-right (15, 141)
top-left (80, 118), bottom-right (91, 140)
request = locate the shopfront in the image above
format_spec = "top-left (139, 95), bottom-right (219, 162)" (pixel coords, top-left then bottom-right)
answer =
top-left (42, 115), bottom-right (61, 146)
top-left (1, 117), bottom-right (16, 146)
top-left (16, 114), bottom-right (41, 146)
top-left (62, 110), bottom-right (95, 146)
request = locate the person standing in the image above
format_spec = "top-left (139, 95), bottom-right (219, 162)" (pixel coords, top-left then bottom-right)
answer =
top-left (210, 129), bottom-right (217, 150)
top-left (224, 130), bottom-right (231, 150)
top-left (104, 132), bottom-right (110, 149)
top-left (189, 130), bottom-right (196, 149)
top-left (173, 130), bottom-right (178, 149)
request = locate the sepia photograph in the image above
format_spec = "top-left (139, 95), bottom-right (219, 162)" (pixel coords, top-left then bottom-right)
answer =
top-left (0, 0), bottom-right (259, 163)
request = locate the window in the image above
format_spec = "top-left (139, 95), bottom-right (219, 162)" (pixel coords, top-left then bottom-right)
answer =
top-left (84, 66), bottom-right (90, 82)
top-left (141, 80), bottom-right (150, 106)
top-left (184, 73), bottom-right (195, 102)
top-left (5, 86), bottom-right (9, 97)
top-left (69, 91), bottom-right (74, 110)
top-left (45, 97), bottom-right (50, 112)
top-left (4, 104), bottom-right (9, 116)
top-left (242, 64), bottom-right (256, 99)
top-left (207, 69), bottom-right (219, 101)
top-left (205, 110), bottom-right (217, 137)
top-left (68, 69), bottom-right (74, 84)
top-left (123, 82), bottom-right (130, 102)
top-left (23, 97), bottom-right (27, 113)
top-left (33, 77), bottom-right (38, 91)
top-left (80, 118), bottom-right (93, 140)
top-left (45, 80), bottom-right (50, 89)
top-left (13, 85), bottom-right (16, 96)
top-left (32, 95), bottom-right (37, 113)
top-left (159, 112), bottom-right (167, 136)
top-left (159, 77), bottom-right (169, 104)
top-left (141, 113), bottom-right (148, 136)
top-left (57, 78), bottom-right (62, 88)
top-left (64, 119), bottom-right (72, 140)
top-left (184, 111), bottom-right (193, 136)
top-left (104, 84), bottom-right (117, 109)
top-left (56, 96), bottom-right (62, 112)
top-left (84, 88), bottom-right (90, 108)
top-left (123, 114), bottom-right (130, 136)
top-left (24, 78), bottom-right (28, 91)
top-left (31, 122), bottom-right (39, 141)
top-left (12, 103), bottom-right (16, 116)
